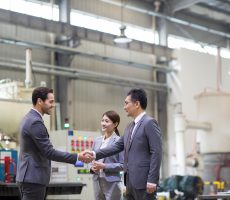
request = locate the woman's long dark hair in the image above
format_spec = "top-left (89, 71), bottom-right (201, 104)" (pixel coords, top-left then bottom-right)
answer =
top-left (102, 110), bottom-right (120, 136)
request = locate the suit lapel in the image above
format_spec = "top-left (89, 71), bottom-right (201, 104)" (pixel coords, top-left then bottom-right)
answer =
top-left (108, 135), bottom-right (116, 145)
top-left (128, 114), bottom-right (146, 149)
top-left (96, 137), bottom-right (103, 150)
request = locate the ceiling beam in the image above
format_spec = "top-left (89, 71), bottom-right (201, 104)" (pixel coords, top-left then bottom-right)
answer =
top-left (0, 37), bottom-right (176, 73)
top-left (170, 0), bottom-right (205, 13)
top-left (0, 58), bottom-right (168, 92)
top-left (101, 0), bottom-right (230, 39)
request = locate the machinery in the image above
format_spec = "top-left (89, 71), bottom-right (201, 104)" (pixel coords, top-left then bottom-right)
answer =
top-left (158, 175), bottom-right (204, 200)
top-left (49, 129), bottom-right (101, 200)
top-left (0, 149), bottom-right (17, 183)
top-left (195, 91), bottom-right (230, 192)
top-left (173, 91), bottom-right (230, 194)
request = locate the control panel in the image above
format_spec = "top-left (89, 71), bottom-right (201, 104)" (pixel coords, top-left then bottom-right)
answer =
top-left (49, 130), bottom-right (101, 200)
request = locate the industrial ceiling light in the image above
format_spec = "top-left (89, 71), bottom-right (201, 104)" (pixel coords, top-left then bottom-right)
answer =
top-left (114, 25), bottom-right (132, 44)
top-left (114, 0), bottom-right (132, 44)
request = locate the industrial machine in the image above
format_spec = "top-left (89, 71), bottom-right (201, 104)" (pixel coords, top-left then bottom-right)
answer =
top-left (0, 149), bottom-right (17, 183)
top-left (158, 175), bottom-right (204, 200)
top-left (49, 129), bottom-right (101, 200)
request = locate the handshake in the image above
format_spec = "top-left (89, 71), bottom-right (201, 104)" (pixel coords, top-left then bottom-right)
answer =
top-left (78, 150), bottom-right (95, 163)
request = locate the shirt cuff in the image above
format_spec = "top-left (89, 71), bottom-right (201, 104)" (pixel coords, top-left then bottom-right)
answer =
top-left (92, 151), bottom-right (96, 159)
top-left (147, 182), bottom-right (157, 187)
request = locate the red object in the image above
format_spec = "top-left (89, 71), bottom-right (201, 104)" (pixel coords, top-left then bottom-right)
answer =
top-left (86, 141), bottom-right (89, 147)
top-left (0, 156), bottom-right (17, 183)
top-left (4, 156), bottom-right (11, 183)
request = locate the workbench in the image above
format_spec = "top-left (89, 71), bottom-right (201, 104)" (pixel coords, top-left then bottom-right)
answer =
top-left (0, 182), bottom-right (86, 200)
top-left (198, 193), bottom-right (230, 199)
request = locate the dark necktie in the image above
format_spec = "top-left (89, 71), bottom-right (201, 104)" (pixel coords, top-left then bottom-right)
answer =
top-left (123, 121), bottom-right (135, 173)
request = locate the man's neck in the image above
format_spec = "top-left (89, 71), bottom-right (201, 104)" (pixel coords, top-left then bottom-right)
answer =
top-left (33, 107), bottom-right (43, 116)
top-left (133, 110), bottom-right (145, 119)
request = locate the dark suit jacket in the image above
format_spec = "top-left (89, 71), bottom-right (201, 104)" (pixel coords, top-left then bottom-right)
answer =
top-left (95, 114), bottom-right (162, 189)
top-left (16, 109), bottom-right (78, 185)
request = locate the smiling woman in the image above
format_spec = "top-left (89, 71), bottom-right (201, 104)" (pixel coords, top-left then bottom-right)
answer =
top-left (90, 110), bottom-right (124, 200)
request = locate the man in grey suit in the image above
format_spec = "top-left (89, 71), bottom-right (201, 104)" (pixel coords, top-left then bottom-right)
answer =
top-left (86, 88), bottom-right (162, 200)
top-left (16, 87), bottom-right (88, 200)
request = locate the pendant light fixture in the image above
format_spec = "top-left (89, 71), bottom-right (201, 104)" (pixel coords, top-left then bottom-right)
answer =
top-left (114, 0), bottom-right (132, 44)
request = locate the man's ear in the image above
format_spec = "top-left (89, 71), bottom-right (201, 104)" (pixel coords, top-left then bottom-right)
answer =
top-left (38, 98), bottom-right (42, 105)
top-left (135, 101), bottom-right (140, 108)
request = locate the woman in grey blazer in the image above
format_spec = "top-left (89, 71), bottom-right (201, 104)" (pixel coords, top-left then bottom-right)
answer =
top-left (91, 110), bottom-right (124, 200)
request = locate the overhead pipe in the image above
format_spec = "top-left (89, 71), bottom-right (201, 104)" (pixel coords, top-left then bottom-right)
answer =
top-left (101, 0), bottom-right (230, 39)
top-left (216, 47), bottom-right (222, 91)
top-left (0, 37), bottom-right (175, 73)
top-left (25, 48), bottom-right (33, 88)
top-left (0, 59), bottom-right (168, 92)
top-left (186, 120), bottom-right (211, 131)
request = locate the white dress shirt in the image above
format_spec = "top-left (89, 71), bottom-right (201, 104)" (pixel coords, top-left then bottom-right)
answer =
top-left (130, 111), bottom-right (146, 140)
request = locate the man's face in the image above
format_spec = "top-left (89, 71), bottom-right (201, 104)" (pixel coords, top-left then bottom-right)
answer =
top-left (40, 93), bottom-right (55, 115)
top-left (124, 95), bottom-right (137, 118)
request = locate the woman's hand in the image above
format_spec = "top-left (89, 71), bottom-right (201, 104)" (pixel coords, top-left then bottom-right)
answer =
top-left (92, 161), bottom-right (106, 172)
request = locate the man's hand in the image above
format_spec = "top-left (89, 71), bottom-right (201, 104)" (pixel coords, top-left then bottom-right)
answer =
top-left (146, 182), bottom-right (157, 194)
top-left (78, 150), bottom-right (95, 163)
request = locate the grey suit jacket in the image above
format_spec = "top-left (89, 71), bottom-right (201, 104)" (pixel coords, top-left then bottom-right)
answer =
top-left (96, 114), bottom-right (162, 189)
top-left (92, 134), bottom-right (124, 182)
top-left (16, 109), bottom-right (78, 185)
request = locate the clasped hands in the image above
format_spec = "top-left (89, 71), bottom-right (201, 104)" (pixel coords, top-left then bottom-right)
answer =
top-left (78, 150), bottom-right (95, 163)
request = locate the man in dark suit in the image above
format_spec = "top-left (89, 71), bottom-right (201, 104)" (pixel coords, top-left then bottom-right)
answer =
top-left (85, 88), bottom-right (162, 200)
top-left (16, 87), bottom-right (88, 200)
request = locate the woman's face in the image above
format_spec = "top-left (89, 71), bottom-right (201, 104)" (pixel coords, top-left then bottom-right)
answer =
top-left (101, 115), bottom-right (117, 134)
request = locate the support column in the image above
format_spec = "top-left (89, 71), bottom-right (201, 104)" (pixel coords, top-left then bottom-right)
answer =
top-left (55, 0), bottom-right (72, 129)
top-left (155, 2), bottom-right (169, 179)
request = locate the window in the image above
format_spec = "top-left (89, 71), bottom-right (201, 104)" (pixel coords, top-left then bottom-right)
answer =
top-left (0, 0), bottom-right (59, 21)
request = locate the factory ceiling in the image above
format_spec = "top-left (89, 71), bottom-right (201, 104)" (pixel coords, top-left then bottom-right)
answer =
top-left (102, 0), bottom-right (230, 48)
top-left (1, 0), bottom-right (229, 49)
top-left (0, 0), bottom-right (229, 59)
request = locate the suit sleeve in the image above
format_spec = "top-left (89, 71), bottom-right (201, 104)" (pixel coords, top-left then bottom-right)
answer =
top-left (145, 119), bottom-right (162, 184)
top-left (96, 136), bottom-right (124, 160)
top-left (104, 150), bottom-right (124, 173)
top-left (30, 121), bottom-right (78, 164)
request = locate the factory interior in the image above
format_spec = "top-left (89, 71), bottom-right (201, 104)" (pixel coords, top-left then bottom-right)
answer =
top-left (0, 0), bottom-right (230, 199)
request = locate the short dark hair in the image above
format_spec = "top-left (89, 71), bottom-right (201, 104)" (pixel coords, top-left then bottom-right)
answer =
top-left (127, 88), bottom-right (147, 110)
top-left (32, 87), bottom-right (53, 106)
top-left (102, 110), bottom-right (120, 136)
